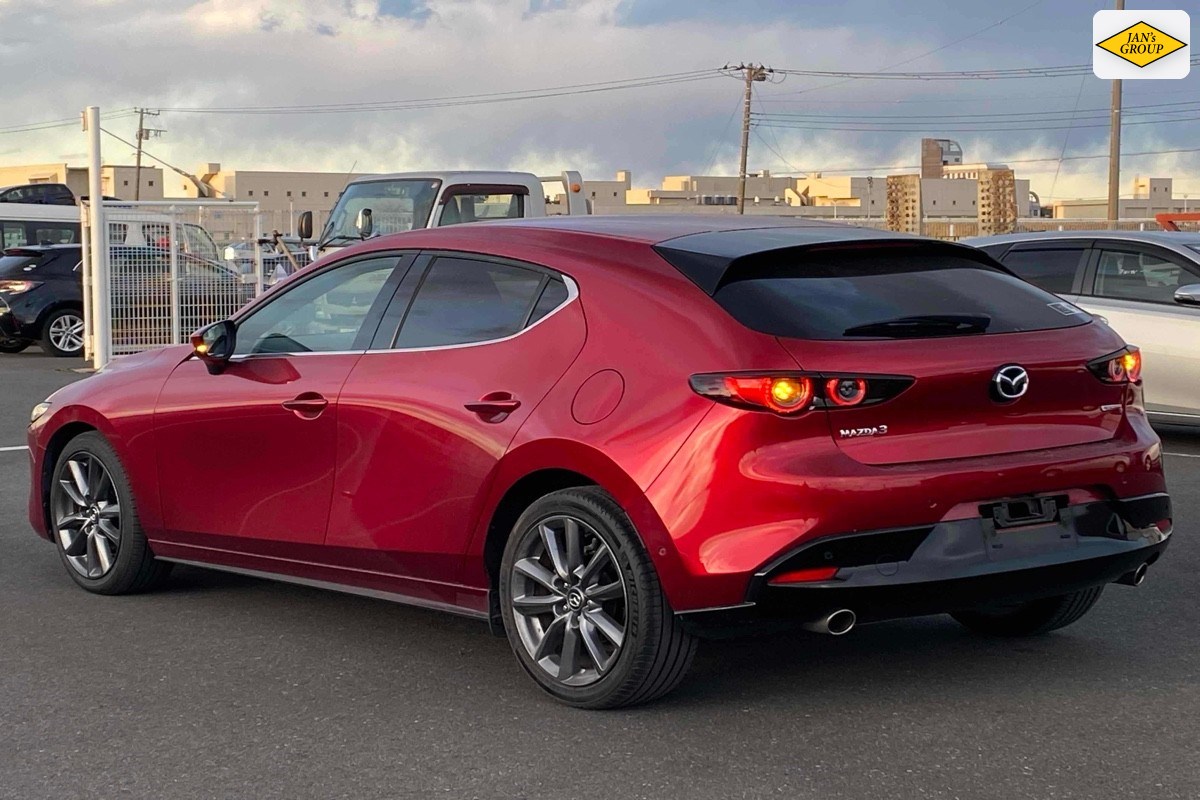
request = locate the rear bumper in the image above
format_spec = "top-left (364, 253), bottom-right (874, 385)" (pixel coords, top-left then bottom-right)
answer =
top-left (678, 494), bottom-right (1171, 636)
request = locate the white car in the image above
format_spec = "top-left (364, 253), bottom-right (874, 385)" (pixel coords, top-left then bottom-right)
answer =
top-left (968, 230), bottom-right (1200, 428)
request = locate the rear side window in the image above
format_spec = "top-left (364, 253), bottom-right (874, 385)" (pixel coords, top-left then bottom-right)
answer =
top-left (395, 257), bottom-right (550, 347)
top-left (711, 252), bottom-right (1091, 340)
top-left (0, 251), bottom-right (77, 277)
top-left (997, 247), bottom-right (1086, 293)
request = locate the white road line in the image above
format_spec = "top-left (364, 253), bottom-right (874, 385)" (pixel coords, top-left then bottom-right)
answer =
top-left (0, 445), bottom-right (30, 453)
top-left (1164, 452), bottom-right (1200, 459)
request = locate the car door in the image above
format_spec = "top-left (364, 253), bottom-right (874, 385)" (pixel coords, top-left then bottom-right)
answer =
top-left (1077, 245), bottom-right (1200, 418)
top-left (154, 254), bottom-right (407, 549)
top-left (325, 252), bottom-right (586, 591)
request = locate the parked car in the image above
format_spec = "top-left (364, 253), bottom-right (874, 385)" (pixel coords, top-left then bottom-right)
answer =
top-left (28, 218), bottom-right (1171, 708)
top-left (0, 244), bottom-right (250, 357)
top-left (0, 245), bottom-right (84, 355)
top-left (968, 230), bottom-right (1200, 428)
top-left (0, 183), bottom-right (76, 206)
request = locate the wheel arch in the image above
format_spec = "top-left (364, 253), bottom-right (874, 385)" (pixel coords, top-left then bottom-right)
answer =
top-left (470, 439), bottom-right (686, 633)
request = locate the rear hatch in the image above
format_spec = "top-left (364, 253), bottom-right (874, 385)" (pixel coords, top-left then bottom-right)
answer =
top-left (663, 237), bottom-right (1130, 466)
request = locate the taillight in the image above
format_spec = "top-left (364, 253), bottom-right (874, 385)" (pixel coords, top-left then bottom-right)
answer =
top-left (1088, 346), bottom-right (1142, 384)
top-left (715, 375), bottom-right (815, 415)
top-left (690, 372), bottom-right (912, 416)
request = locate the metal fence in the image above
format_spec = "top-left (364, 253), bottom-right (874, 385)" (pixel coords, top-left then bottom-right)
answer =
top-left (82, 200), bottom-right (274, 359)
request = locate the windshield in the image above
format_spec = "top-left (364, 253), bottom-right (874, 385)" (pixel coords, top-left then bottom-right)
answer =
top-left (319, 179), bottom-right (441, 245)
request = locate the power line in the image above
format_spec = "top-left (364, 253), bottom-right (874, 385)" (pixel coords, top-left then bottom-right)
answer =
top-left (771, 55), bottom-right (1200, 82)
top-left (0, 109), bottom-right (137, 135)
top-left (156, 70), bottom-right (722, 116)
top-left (750, 98), bottom-right (1200, 122)
top-left (751, 113), bottom-right (1200, 134)
top-left (780, 0), bottom-right (1048, 98)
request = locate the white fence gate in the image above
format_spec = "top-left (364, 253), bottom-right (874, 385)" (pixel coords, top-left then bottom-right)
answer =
top-left (81, 200), bottom-right (282, 361)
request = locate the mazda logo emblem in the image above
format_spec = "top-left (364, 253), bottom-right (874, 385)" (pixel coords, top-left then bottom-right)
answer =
top-left (992, 365), bottom-right (1029, 401)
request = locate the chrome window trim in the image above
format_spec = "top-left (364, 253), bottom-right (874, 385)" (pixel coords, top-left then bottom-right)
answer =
top-left (366, 273), bottom-right (579, 355)
top-left (217, 274), bottom-right (578, 361)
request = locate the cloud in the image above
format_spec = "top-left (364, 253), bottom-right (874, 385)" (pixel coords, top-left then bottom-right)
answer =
top-left (0, 0), bottom-right (1195, 201)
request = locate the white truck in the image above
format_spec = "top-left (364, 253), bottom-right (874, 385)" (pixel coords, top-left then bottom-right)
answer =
top-left (297, 170), bottom-right (588, 261)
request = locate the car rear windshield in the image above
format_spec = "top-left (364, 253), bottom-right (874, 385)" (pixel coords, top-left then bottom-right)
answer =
top-left (710, 251), bottom-right (1092, 340)
top-left (0, 251), bottom-right (77, 278)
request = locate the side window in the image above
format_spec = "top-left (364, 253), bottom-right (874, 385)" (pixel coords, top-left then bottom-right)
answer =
top-left (234, 257), bottom-right (397, 355)
top-left (395, 257), bottom-right (547, 347)
top-left (528, 277), bottom-right (569, 325)
top-left (2, 221), bottom-right (26, 248)
top-left (436, 193), bottom-right (525, 226)
top-left (1094, 249), bottom-right (1195, 304)
top-left (33, 226), bottom-right (77, 245)
top-left (998, 248), bottom-right (1086, 294)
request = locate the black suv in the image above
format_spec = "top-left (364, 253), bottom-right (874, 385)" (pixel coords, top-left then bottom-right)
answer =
top-left (0, 246), bottom-right (83, 356)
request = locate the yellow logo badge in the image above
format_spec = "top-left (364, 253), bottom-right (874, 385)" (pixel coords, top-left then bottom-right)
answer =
top-left (1096, 21), bottom-right (1188, 68)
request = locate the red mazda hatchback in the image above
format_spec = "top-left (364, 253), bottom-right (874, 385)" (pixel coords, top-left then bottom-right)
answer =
top-left (28, 217), bottom-right (1172, 708)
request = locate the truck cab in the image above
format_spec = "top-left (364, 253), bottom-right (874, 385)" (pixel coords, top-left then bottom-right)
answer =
top-left (300, 170), bottom-right (587, 260)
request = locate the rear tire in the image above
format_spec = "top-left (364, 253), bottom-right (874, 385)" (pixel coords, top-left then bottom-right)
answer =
top-left (50, 431), bottom-right (172, 594)
top-left (499, 487), bottom-right (696, 709)
top-left (0, 338), bottom-right (31, 353)
top-left (41, 308), bottom-right (84, 357)
top-left (951, 587), bottom-right (1104, 637)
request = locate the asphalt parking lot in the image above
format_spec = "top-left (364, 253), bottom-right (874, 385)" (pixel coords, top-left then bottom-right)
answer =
top-left (1, 351), bottom-right (1197, 800)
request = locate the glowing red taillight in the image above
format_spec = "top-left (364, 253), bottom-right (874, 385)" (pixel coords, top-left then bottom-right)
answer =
top-left (722, 376), bottom-right (814, 415)
top-left (769, 566), bottom-right (839, 585)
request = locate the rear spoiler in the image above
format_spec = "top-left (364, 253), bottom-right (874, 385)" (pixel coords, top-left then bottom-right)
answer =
top-left (654, 236), bottom-right (1010, 295)
top-left (537, 170), bottom-right (588, 216)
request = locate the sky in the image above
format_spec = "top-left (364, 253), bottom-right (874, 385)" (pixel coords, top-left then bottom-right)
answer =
top-left (0, 0), bottom-right (1197, 202)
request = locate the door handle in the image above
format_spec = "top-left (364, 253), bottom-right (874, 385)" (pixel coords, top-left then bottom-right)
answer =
top-left (465, 392), bottom-right (521, 421)
top-left (282, 392), bottom-right (328, 419)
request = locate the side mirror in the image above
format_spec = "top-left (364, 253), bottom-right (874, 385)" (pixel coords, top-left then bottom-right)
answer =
top-left (1174, 284), bottom-right (1200, 307)
top-left (355, 208), bottom-right (373, 238)
top-left (190, 319), bottom-right (236, 374)
top-left (297, 210), bottom-right (313, 240)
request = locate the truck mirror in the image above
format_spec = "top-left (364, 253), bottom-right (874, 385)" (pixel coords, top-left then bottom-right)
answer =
top-left (356, 208), bottom-right (373, 238)
top-left (297, 211), bottom-right (313, 240)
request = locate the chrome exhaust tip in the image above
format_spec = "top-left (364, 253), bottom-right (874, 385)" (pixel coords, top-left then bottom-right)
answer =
top-left (1117, 562), bottom-right (1149, 587)
top-left (802, 609), bottom-right (857, 636)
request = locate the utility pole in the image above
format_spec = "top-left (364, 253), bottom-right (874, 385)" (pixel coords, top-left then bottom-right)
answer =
top-left (1106, 0), bottom-right (1125, 223)
top-left (732, 63), bottom-right (770, 214)
top-left (132, 108), bottom-right (164, 201)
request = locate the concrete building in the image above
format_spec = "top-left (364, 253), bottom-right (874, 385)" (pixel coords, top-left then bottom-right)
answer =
top-left (1049, 177), bottom-right (1194, 219)
top-left (624, 170), bottom-right (797, 206)
top-left (584, 170), bottom-right (633, 210)
top-left (0, 163), bottom-right (164, 201)
top-left (921, 138), bottom-right (964, 179)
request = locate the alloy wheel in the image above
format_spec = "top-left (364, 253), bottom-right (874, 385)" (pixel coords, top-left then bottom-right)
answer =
top-left (509, 515), bottom-right (628, 687)
top-left (49, 313), bottom-right (84, 353)
top-left (53, 452), bottom-right (122, 579)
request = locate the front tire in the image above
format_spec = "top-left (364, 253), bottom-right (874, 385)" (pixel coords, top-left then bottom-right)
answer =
top-left (41, 308), bottom-right (84, 357)
top-left (499, 487), bottom-right (696, 709)
top-left (49, 432), bottom-right (172, 594)
top-left (951, 587), bottom-right (1104, 637)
